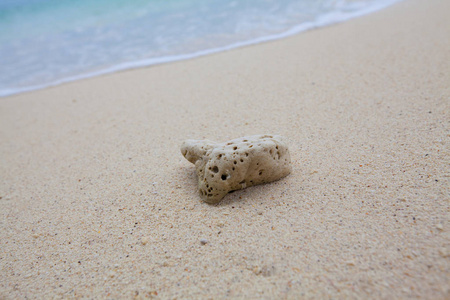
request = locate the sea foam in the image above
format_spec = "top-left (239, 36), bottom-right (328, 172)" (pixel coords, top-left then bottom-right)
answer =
top-left (0, 0), bottom-right (403, 97)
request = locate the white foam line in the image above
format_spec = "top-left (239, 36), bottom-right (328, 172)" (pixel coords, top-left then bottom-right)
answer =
top-left (0, 0), bottom-right (403, 98)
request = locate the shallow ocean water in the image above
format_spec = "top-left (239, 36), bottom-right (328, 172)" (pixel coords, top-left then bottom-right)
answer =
top-left (0, 0), bottom-right (402, 96)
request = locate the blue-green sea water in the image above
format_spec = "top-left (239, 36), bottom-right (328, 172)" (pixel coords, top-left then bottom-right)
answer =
top-left (0, 0), bottom-right (402, 96)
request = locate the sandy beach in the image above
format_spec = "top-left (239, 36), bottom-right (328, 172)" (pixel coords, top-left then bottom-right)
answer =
top-left (1, 0), bottom-right (449, 298)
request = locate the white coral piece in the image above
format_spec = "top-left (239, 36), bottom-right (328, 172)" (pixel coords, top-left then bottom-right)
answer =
top-left (181, 135), bottom-right (292, 203)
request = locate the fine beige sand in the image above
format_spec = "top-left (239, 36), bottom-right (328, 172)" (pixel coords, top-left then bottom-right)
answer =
top-left (1, 0), bottom-right (449, 298)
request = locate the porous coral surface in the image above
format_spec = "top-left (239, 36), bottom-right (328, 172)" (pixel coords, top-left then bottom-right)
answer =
top-left (181, 135), bottom-right (292, 203)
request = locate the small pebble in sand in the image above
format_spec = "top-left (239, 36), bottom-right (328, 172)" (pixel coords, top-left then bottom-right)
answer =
top-left (200, 239), bottom-right (208, 245)
top-left (253, 265), bottom-right (275, 277)
top-left (439, 248), bottom-right (449, 257)
top-left (181, 134), bottom-right (291, 203)
top-left (346, 260), bottom-right (356, 266)
top-left (436, 224), bottom-right (444, 230)
top-left (141, 237), bottom-right (149, 245)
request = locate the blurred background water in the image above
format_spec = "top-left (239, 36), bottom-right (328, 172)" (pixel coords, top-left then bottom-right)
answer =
top-left (0, 0), bottom-right (402, 96)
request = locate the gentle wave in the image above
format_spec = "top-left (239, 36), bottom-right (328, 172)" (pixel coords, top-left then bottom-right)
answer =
top-left (0, 0), bottom-right (403, 97)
